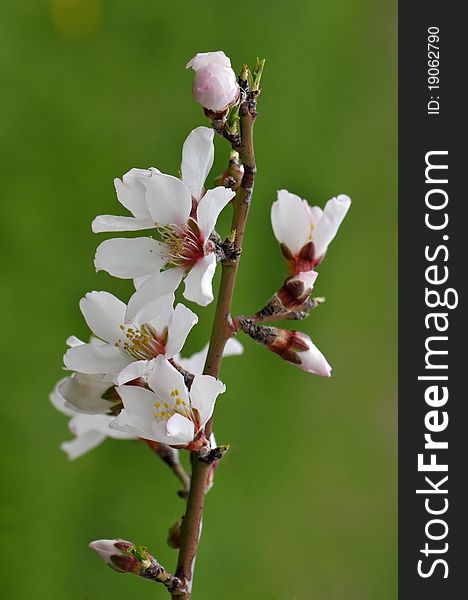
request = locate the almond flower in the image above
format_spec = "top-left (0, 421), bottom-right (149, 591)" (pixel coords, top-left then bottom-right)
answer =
top-left (50, 377), bottom-right (133, 459)
top-left (64, 272), bottom-right (197, 378)
top-left (271, 190), bottom-right (351, 273)
top-left (112, 356), bottom-right (225, 448)
top-left (93, 127), bottom-right (235, 306)
top-left (187, 51), bottom-right (239, 113)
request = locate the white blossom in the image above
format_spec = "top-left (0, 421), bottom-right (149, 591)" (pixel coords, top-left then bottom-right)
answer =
top-left (64, 271), bottom-right (197, 378)
top-left (271, 189), bottom-right (351, 271)
top-left (112, 356), bottom-right (225, 447)
top-left (93, 127), bottom-right (235, 306)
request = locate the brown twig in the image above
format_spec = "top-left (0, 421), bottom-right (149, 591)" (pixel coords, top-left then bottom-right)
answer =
top-left (171, 76), bottom-right (258, 599)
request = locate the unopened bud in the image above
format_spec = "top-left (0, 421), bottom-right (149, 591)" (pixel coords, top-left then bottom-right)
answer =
top-left (167, 519), bottom-right (182, 549)
top-left (241, 322), bottom-right (331, 377)
top-left (89, 539), bottom-right (182, 591)
top-left (89, 539), bottom-right (146, 574)
top-left (278, 271), bottom-right (318, 310)
top-left (269, 329), bottom-right (331, 376)
top-left (187, 51), bottom-right (239, 113)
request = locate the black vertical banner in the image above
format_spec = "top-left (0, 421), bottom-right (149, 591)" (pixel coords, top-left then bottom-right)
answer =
top-left (399, 3), bottom-right (467, 598)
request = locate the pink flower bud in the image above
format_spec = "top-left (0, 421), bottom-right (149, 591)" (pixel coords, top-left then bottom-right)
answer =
top-left (187, 51), bottom-right (239, 113)
top-left (89, 539), bottom-right (142, 573)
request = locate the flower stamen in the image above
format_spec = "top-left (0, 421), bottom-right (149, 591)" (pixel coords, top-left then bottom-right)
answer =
top-left (158, 223), bottom-right (205, 268)
top-left (115, 323), bottom-right (166, 360)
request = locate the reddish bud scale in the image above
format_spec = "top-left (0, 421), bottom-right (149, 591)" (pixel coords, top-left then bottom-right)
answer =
top-left (268, 330), bottom-right (310, 365)
top-left (278, 278), bottom-right (309, 309)
top-left (281, 241), bottom-right (320, 274)
top-left (111, 553), bottom-right (141, 574)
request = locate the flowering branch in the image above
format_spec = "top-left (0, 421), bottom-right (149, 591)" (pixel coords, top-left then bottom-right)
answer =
top-left (51, 48), bottom-right (351, 600)
top-left (173, 68), bottom-right (258, 599)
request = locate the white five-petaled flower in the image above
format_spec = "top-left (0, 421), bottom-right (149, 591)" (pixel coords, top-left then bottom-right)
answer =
top-left (112, 355), bottom-right (225, 447)
top-left (93, 127), bottom-right (235, 306)
top-left (50, 377), bottom-right (133, 460)
top-left (186, 51), bottom-right (239, 113)
top-left (271, 189), bottom-right (351, 273)
top-left (64, 272), bottom-right (197, 378)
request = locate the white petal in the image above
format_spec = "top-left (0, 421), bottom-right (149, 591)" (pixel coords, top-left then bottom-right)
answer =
top-left (196, 187), bottom-right (235, 239)
top-left (61, 430), bottom-right (107, 460)
top-left (190, 374), bottom-right (225, 427)
top-left (114, 359), bottom-right (155, 386)
top-left (115, 169), bottom-right (154, 218)
top-left (95, 238), bottom-right (165, 279)
top-left (298, 336), bottom-right (332, 377)
top-left (126, 270), bottom-right (182, 323)
top-left (110, 409), bottom-right (154, 440)
top-left (66, 335), bottom-right (84, 347)
top-left (113, 385), bottom-right (159, 439)
top-left (50, 379), bottom-right (77, 417)
top-left (186, 51), bottom-right (232, 70)
top-left (176, 347), bottom-right (207, 374)
top-left (69, 413), bottom-right (133, 440)
top-left (64, 343), bottom-right (132, 375)
top-left (271, 190), bottom-right (312, 255)
top-left (181, 127), bottom-right (215, 200)
top-left (223, 338), bottom-right (244, 357)
top-left (144, 172), bottom-right (192, 226)
top-left (147, 356), bottom-right (189, 405)
top-left (177, 338), bottom-right (243, 374)
top-left (165, 304), bottom-right (199, 358)
top-left (79, 291), bottom-right (126, 343)
top-left (165, 413), bottom-right (195, 444)
top-left (307, 205), bottom-right (323, 227)
top-left (133, 274), bottom-right (152, 290)
top-left (92, 215), bottom-right (155, 233)
top-left (57, 372), bottom-right (112, 414)
top-left (183, 254), bottom-right (217, 306)
top-left (313, 195), bottom-right (351, 259)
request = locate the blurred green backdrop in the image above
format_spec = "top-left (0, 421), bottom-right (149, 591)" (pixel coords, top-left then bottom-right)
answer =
top-left (0, 1), bottom-right (396, 598)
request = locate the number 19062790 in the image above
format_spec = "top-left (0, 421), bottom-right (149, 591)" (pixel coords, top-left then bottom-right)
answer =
top-left (427, 26), bottom-right (440, 90)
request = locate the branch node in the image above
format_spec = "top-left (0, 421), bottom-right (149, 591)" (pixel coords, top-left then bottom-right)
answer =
top-left (198, 444), bottom-right (230, 464)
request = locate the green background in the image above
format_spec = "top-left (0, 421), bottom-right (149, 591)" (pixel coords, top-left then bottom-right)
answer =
top-left (0, 1), bottom-right (397, 598)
